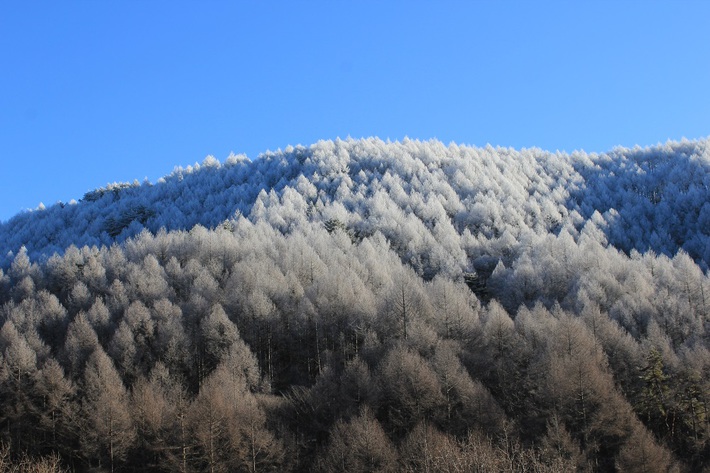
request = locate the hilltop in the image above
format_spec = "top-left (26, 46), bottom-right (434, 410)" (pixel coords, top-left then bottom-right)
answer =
top-left (2, 137), bottom-right (709, 271)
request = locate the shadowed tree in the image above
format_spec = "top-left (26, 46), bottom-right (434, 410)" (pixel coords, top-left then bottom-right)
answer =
top-left (382, 268), bottom-right (431, 342)
top-left (189, 358), bottom-right (283, 473)
top-left (151, 298), bottom-right (191, 379)
top-left (398, 421), bottom-right (519, 473)
top-left (197, 304), bottom-right (241, 383)
top-left (108, 300), bottom-right (155, 383)
top-left (336, 357), bottom-right (378, 418)
top-left (315, 407), bottom-right (398, 473)
top-left (80, 348), bottom-right (135, 473)
top-left (376, 345), bottom-right (445, 437)
top-left (32, 358), bottom-right (77, 460)
top-left (0, 320), bottom-right (38, 452)
top-left (63, 313), bottom-right (101, 380)
top-left (615, 423), bottom-right (675, 473)
top-left (636, 347), bottom-right (673, 439)
top-left (431, 341), bottom-right (506, 437)
top-left (130, 362), bottom-right (192, 472)
top-left (467, 299), bottom-right (536, 423)
top-left (32, 291), bottom-right (69, 351)
top-left (428, 276), bottom-right (481, 342)
top-left (538, 414), bottom-right (588, 472)
top-left (530, 308), bottom-right (678, 469)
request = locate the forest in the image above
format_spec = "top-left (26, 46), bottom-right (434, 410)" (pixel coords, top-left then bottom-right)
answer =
top-left (0, 138), bottom-right (708, 472)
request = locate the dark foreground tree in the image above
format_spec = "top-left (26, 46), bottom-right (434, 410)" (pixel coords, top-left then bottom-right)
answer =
top-left (80, 349), bottom-right (135, 472)
top-left (315, 407), bottom-right (398, 473)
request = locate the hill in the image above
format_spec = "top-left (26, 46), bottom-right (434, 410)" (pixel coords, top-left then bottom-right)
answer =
top-left (2, 137), bottom-right (710, 270)
top-left (0, 138), bottom-right (708, 471)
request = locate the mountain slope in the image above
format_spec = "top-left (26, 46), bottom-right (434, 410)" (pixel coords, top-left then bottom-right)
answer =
top-left (1, 137), bottom-right (709, 471)
top-left (2, 137), bottom-right (709, 272)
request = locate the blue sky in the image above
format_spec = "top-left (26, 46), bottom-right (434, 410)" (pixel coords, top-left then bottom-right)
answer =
top-left (1, 1), bottom-right (709, 222)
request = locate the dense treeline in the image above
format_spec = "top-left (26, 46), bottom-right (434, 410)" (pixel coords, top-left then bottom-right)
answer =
top-left (2, 138), bottom-right (710, 270)
top-left (0, 138), bottom-right (709, 471)
top-left (0, 219), bottom-right (708, 471)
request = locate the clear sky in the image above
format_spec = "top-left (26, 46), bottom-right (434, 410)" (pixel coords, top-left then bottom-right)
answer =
top-left (1, 1), bottom-right (709, 222)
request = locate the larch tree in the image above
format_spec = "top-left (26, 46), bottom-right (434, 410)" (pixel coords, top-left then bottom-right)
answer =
top-left (85, 297), bottom-right (111, 346)
top-left (538, 414), bottom-right (588, 472)
top-left (188, 364), bottom-right (242, 473)
top-left (80, 348), bottom-right (135, 473)
top-left (431, 341), bottom-right (506, 437)
top-left (108, 300), bottom-right (156, 383)
top-left (315, 407), bottom-right (398, 473)
top-left (197, 304), bottom-right (241, 383)
top-left (428, 276), bottom-right (480, 342)
top-left (125, 254), bottom-right (172, 304)
top-left (615, 423), bottom-right (675, 473)
top-left (63, 313), bottom-right (101, 380)
top-left (130, 362), bottom-right (193, 472)
top-left (67, 281), bottom-right (92, 314)
top-left (399, 422), bottom-right (476, 473)
top-left (0, 320), bottom-right (38, 452)
top-left (376, 345), bottom-right (445, 437)
top-left (151, 298), bottom-right (191, 378)
top-left (32, 358), bottom-right (77, 458)
top-left (33, 290), bottom-right (69, 351)
top-left (538, 309), bottom-right (654, 469)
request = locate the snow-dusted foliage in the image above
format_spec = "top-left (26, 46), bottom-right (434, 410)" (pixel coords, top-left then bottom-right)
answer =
top-left (1, 138), bottom-right (709, 471)
top-left (3, 138), bottom-right (709, 272)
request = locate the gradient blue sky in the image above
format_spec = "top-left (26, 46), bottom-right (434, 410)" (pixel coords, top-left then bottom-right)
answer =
top-left (1, 1), bottom-right (709, 222)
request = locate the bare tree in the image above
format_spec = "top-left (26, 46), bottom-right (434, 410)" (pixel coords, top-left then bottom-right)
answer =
top-left (376, 345), bottom-right (445, 437)
top-left (80, 349), bottom-right (135, 473)
top-left (315, 407), bottom-right (397, 473)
